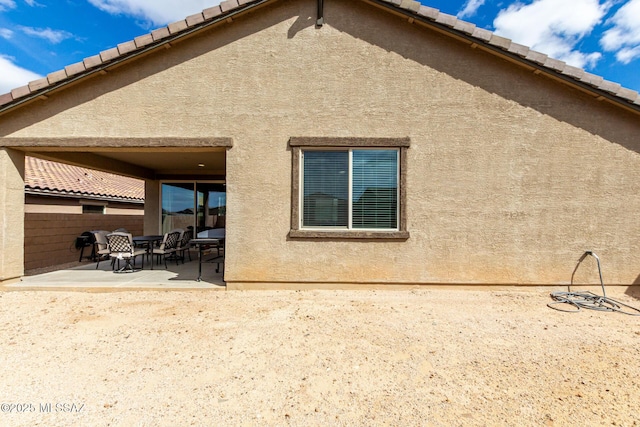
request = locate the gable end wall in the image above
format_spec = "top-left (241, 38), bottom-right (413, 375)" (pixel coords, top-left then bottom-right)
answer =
top-left (1, 0), bottom-right (638, 287)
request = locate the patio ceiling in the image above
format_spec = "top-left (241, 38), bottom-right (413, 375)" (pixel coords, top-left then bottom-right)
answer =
top-left (5, 137), bottom-right (231, 180)
top-left (24, 148), bottom-right (226, 180)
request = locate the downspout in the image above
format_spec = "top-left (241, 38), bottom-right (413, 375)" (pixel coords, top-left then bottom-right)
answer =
top-left (317, 0), bottom-right (324, 26)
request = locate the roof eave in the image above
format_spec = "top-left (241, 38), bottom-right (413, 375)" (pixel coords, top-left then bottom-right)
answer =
top-left (25, 187), bottom-right (145, 203)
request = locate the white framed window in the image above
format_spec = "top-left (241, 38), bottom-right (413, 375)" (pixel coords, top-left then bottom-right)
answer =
top-left (289, 137), bottom-right (409, 240)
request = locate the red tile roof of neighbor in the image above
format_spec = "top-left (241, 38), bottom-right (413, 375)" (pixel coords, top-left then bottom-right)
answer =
top-left (25, 156), bottom-right (145, 202)
top-left (0, 0), bottom-right (638, 115)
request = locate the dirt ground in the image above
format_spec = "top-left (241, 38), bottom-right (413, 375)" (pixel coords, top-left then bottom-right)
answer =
top-left (0, 287), bottom-right (639, 426)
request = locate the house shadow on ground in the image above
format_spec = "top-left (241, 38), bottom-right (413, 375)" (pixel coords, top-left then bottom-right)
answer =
top-left (626, 275), bottom-right (640, 301)
top-left (569, 255), bottom-right (640, 302)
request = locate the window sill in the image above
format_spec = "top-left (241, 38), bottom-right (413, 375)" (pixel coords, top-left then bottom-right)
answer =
top-left (288, 229), bottom-right (410, 240)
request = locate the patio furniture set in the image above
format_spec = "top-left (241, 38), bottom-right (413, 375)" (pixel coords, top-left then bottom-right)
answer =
top-left (89, 228), bottom-right (224, 280)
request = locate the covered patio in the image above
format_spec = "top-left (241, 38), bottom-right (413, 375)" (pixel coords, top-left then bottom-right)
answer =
top-left (0, 141), bottom-right (230, 285)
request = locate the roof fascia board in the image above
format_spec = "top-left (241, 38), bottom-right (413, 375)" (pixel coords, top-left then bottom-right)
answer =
top-left (364, 0), bottom-right (640, 116)
top-left (25, 188), bottom-right (144, 203)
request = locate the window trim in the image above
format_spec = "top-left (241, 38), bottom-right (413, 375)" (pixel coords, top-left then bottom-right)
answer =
top-left (289, 137), bottom-right (409, 240)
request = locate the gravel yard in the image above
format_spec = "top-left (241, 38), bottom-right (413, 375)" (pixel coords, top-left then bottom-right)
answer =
top-left (1, 288), bottom-right (639, 426)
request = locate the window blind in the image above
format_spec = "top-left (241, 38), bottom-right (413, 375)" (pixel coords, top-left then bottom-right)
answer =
top-left (302, 151), bottom-right (349, 227)
top-left (352, 150), bottom-right (398, 229)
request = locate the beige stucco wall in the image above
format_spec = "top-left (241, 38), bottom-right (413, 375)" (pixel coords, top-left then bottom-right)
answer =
top-left (0, 0), bottom-right (638, 287)
top-left (0, 148), bottom-right (25, 283)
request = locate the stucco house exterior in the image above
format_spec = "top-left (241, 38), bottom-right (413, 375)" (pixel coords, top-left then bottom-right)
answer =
top-left (0, 0), bottom-right (638, 289)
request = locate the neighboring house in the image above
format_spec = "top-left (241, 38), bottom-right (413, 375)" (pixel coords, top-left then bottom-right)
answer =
top-left (0, 0), bottom-right (638, 288)
top-left (24, 156), bottom-right (144, 272)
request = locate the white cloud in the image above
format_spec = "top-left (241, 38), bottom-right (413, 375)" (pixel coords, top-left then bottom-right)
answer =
top-left (87, 0), bottom-right (221, 26)
top-left (19, 26), bottom-right (72, 44)
top-left (0, 0), bottom-right (15, 11)
top-left (600, 0), bottom-right (640, 63)
top-left (0, 54), bottom-right (42, 93)
top-left (457, 0), bottom-right (486, 19)
top-left (0, 28), bottom-right (14, 39)
top-left (493, 0), bottom-right (611, 69)
top-left (615, 46), bottom-right (640, 63)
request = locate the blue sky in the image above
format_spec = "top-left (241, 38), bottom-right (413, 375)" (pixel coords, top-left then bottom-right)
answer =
top-left (0, 0), bottom-right (638, 94)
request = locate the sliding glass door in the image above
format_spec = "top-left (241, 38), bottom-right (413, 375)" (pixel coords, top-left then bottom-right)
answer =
top-left (196, 183), bottom-right (226, 233)
top-left (161, 182), bottom-right (225, 234)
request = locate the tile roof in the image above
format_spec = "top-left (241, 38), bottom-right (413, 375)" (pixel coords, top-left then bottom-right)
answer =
top-left (0, 0), bottom-right (638, 114)
top-left (25, 156), bottom-right (145, 202)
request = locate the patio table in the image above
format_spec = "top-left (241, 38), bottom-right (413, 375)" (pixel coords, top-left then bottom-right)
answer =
top-left (197, 228), bottom-right (226, 239)
top-left (133, 235), bottom-right (163, 262)
top-left (190, 238), bottom-right (224, 282)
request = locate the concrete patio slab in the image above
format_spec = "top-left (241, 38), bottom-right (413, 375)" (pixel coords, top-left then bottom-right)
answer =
top-left (8, 256), bottom-right (225, 290)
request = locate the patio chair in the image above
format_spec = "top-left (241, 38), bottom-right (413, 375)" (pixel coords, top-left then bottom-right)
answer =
top-left (151, 230), bottom-right (181, 269)
top-left (93, 230), bottom-right (112, 270)
top-left (106, 232), bottom-right (146, 273)
top-left (176, 228), bottom-right (194, 263)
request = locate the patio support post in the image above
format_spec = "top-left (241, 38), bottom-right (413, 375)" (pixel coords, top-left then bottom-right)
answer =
top-left (316, 0), bottom-right (324, 26)
top-left (144, 179), bottom-right (160, 235)
top-left (0, 148), bottom-right (25, 283)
